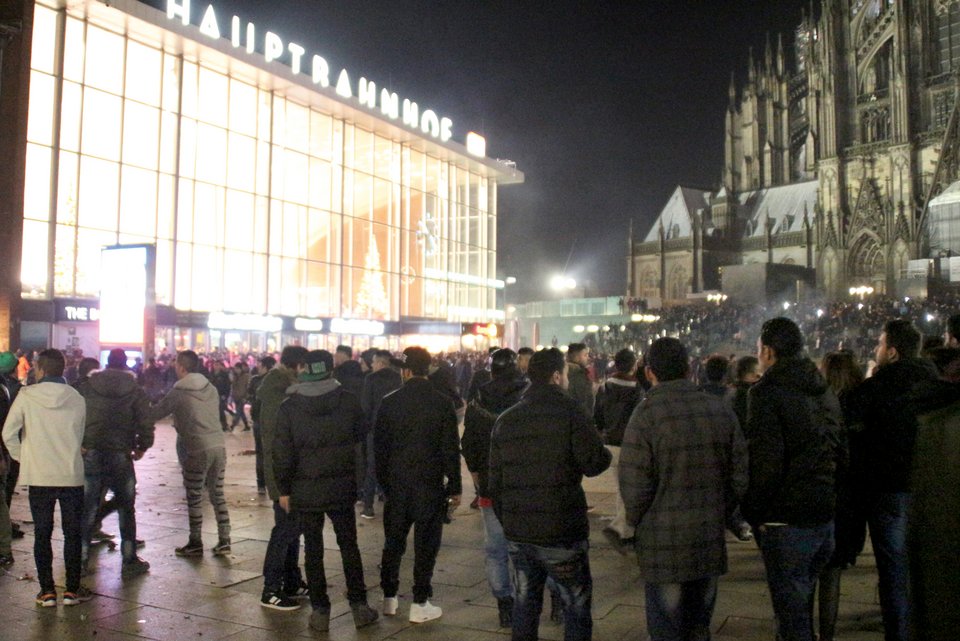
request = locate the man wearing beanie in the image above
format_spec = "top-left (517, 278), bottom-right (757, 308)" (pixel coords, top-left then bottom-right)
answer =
top-left (76, 348), bottom-right (154, 576)
top-left (375, 346), bottom-right (461, 624)
top-left (2, 349), bottom-right (91, 606)
top-left (272, 350), bottom-right (378, 632)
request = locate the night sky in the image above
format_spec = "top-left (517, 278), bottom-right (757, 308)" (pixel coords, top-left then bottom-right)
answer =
top-left (215, 0), bottom-right (809, 302)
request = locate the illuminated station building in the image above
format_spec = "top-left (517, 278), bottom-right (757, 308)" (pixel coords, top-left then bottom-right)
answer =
top-left (0, 0), bottom-right (522, 357)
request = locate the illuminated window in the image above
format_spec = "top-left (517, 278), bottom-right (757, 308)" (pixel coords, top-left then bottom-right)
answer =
top-left (284, 101), bottom-right (309, 153)
top-left (82, 89), bottom-right (122, 160)
top-left (159, 111), bottom-right (178, 173)
top-left (197, 66), bottom-right (228, 127)
top-left (178, 118), bottom-right (197, 178)
top-left (155, 240), bottom-right (173, 305)
top-left (119, 165), bottom-right (158, 237)
top-left (122, 101), bottom-right (160, 169)
top-left (181, 62), bottom-right (198, 119)
top-left (21, 220), bottom-right (49, 297)
top-left (195, 123), bottom-right (227, 185)
top-left (283, 149), bottom-right (309, 205)
top-left (30, 5), bottom-right (57, 74)
top-left (27, 71), bottom-right (55, 145)
top-left (78, 156), bottom-right (119, 231)
top-left (224, 190), bottom-right (254, 251)
top-left (125, 40), bottom-right (162, 106)
top-left (56, 151), bottom-right (79, 225)
top-left (228, 79), bottom-right (257, 137)
top-left (174, 242), bottom-right (192, 309)
top-left (191, 245), bottom-right (221, 311)
top-left (227, 133), bottom-right (255, 191)
top-left (59, 81), bottom-right (82, 152)
top-left (63, 17), bottom-right (85, 82)
top-left (75, 228), bottom-right (118, 296)
top-left (54, 224), bottom-right (76, 295)
top-left (84, 25), bottom-right (124, 95)
top-left (308, 158), bottom-right (332, 210)
top-left (309, 110), bottom-right (333, 159)
top-left (161, 53), bottom-right (181, 112)
top-left (193, 182), bottom-right (225, 246)
top-left (157, 174), bottom-right (175, 239)
top-left (23, 143), bottom-right (51, 221)
top-left (222, 250), bottom-right (252, 312)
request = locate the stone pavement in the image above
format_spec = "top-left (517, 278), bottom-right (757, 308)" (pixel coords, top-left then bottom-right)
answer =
top-left (0, 421), bottom-right (887, 641)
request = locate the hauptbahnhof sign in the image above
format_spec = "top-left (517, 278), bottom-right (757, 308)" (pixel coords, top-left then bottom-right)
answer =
top-left (165, 0), bottom-right (455, 143)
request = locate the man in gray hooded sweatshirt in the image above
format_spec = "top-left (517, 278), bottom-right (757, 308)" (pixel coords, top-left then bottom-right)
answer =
top-left (150, 350), bottom-right (231, 557)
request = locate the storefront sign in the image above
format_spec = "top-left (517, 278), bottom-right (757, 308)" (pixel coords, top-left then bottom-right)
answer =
top-left (208, 312), bottom-right (283, 332)
top-left (57, 302), bottom-right (100, 322)
top-left (293, 317), bottom-right (325, 332)
top-left (330, 318), bottom-right (385, 336)
top-left (166, 0), bottom-right (454, 143)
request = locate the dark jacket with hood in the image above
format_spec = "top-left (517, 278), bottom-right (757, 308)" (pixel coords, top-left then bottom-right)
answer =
top-left (374, 377), bottom-right (461, 517)
top-left (272, 377), bottom-right (365, 512)
top-left (461, 375), bottom-right (527, 497)
top-left (77, 367), bottom-right (154, 452)
top-left (743, 356), bottom-right (842, 527)
top-left (333, 360), bottom-right (365, 397)
top-left (360, 366), bottom-right (403, 427)
top-left (594, 374), bottom-right (643, 446)
top-left (845, 357), bottom-right (938, 493)
top-left (489, 383), bottom-right (611, 546)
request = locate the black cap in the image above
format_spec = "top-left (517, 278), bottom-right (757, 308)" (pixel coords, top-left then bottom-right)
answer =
top-left (302, 350), bottom-right (334, 380)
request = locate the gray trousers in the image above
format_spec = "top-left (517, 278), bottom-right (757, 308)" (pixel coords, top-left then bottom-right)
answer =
top-left (181, 447), bottom-right (231, 543)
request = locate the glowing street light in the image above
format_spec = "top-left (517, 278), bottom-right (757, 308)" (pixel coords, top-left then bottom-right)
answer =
top-left (549, 275), bottom-right (577, 291)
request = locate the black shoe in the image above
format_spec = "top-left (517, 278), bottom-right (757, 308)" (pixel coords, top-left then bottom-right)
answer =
top-left (351, 602), bottom-right (379, 628)
top-left (284, 580), bottom-right (309, 599)
top-left (469, 495), bottom-right (479, 509)
top-left (122, 557), bottom-right (150, 577)
top-left (497, 596), bottom-right (513, 628)
top-left (260, 590), bottom-right (300, 611)
top-left (11, 523), bottom-right (24, 539)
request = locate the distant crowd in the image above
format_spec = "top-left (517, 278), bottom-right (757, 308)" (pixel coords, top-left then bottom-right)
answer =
top-left (1, 301), bottom-right (958, 641)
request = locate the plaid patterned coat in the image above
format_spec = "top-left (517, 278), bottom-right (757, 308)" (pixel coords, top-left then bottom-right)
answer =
top-left (619, 379), bottom-right (748, 583)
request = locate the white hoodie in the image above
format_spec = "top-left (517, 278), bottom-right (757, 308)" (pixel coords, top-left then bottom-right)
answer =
top-left (2, 381), bottom-right (86, 486)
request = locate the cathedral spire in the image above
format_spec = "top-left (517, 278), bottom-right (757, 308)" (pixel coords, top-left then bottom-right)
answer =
top-left (764, 32), bottom-right (773, 73)
top-left (728, 72), bottom-right (737, 105)
top-left (777, 33), bottom-right (785, 76)
top-left (747, 47), bottom-right (756, 86)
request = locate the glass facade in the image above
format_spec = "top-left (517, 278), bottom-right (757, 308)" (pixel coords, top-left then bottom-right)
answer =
top-left (22, 1), bottom-right (510, 327)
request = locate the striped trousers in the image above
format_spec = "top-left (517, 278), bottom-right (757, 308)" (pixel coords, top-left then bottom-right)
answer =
top-left (181, 447), bottom-right (231, 543)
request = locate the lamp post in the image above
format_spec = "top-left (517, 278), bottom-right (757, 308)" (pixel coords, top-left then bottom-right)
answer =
top-left (504, 276), bottom-right (517, 349)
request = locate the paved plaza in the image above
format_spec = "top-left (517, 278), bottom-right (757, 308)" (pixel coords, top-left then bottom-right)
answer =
top-left (0, 421), bottom-right (887, 641)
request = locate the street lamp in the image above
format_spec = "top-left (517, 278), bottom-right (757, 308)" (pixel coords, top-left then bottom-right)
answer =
top-left (549, 274), bottom-right (576, 292)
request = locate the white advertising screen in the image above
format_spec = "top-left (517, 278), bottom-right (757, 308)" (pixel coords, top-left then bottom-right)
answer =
top-left (99, 246), bottom-right (147, 345)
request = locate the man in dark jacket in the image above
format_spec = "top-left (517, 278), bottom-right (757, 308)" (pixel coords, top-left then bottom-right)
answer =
top-left (566, 343), bottom-right (595, 420)
top-left (619, 338), bottom-right (747, 641)
top-left (594, 348), bottom-right (643, 554)
top-left (744, 317), bottom-right (842, 641)
top-left (359, 350), bottom-right (402, 519)
top-left (461, 348), bottom-right (527, 627)
top-left (375, 346), bottom-right (461, 624)
top-left (247, 355), bottom-right (276, 495)
top-left (257, 346), bottom-right (307, 610)
top-left (76, 348), bottom-right (154, 576)
top-left (489, 347), bottom-right (611, 641)
top-left (845, 319), bottom-right (937, 641)
top-left (211, 360), bottom-right (231, 431)
top-left (273, 350), bottom-right (378, 632)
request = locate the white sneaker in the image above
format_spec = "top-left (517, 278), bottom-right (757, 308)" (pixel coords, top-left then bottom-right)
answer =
top-left (409, 600), bottom-right (442, 623)
top-left (383, 596), bottom-right (398, 616)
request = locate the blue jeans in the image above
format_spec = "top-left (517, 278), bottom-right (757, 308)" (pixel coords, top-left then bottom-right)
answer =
top-left (507, 539), bottom-right (592, 641)
top-left (863, 492), bottom-right (910, 641)
top-left (481, 505), bottom-right (512, 599)
top-left (261, 501), bottom-right (303, 593)
top-left (645, 576), bottom-right (718, 641)
top-left (81, 450), bottom-right (138, 562)
top-left (756, 521), bottom-right (834, 641)
top-left (30, 486), bottom-right (84, 593)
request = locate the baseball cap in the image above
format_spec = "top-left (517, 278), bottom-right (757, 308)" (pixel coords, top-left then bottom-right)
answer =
top-left (301, 349), bottom-right (333, 381)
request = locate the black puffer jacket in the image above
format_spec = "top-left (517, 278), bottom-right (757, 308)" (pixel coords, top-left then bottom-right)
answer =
top-left (360, 366), bottom-right (402, 426)
top-left (333, 360), bottom-right (365, 397)
top-left (272, 379), bottom-right (365, 512)
top-left (461, 376), bottom-right (527, 497)
top-left (845, 357), bottom-right (938, 493)
top-left (374, 377), bottom-right (461, 515)
top-left (743, 356), bottom-right (842, 527)
top-left (489, 384), bottom-right (611, 546)
top-left (76, 368), bottom-right (154, 452)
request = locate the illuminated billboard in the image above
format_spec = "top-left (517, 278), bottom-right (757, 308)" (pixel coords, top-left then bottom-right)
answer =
top-left (99, 245), bottom-right (156, 347)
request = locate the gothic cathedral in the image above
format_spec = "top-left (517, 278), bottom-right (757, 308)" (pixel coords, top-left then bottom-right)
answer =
top-left (629, 0), bottom-right (960, 302)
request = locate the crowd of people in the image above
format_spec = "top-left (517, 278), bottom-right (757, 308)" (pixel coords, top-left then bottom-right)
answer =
top-left (0, 299), bottom-right (957, 641)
